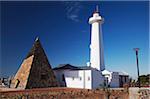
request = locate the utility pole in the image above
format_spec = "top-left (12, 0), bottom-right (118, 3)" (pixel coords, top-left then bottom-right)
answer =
top-left (133, 48), bottom-right (140, 88)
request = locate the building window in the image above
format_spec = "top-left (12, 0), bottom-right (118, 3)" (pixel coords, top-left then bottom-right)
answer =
top-left (72, 77), bottom-right (74, 80)
top-left (88, 77), bottom-right (90, 81)
top-left (79, 77), bottom-right (82, 80)
top-left (62, 74), bottom-right (65, 81)
top-left (125, 77), bottom-right (127, 82)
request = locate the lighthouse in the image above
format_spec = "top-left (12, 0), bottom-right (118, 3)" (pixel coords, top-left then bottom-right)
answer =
top-left (89, 6), bottom-right (105, 71)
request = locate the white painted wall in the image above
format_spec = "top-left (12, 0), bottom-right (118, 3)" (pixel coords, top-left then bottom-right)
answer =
top-left (89, 12), bottom-right (105, 71)
top-left (54, 69), bottom-right (121, 88)
top-left (92, 69), bottom-right (104, 89)
top-left (65, 70), bottom-right (92, 89)
top-left (54, 69), bottom-right (92, 89)
top-left (84, 70), bottom-right (92, 89)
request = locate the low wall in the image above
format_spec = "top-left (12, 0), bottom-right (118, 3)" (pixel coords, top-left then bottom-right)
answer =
top-left (0, 87), bottom-right (128, 99)
top-left (129, 87), bottom-right (150, 99)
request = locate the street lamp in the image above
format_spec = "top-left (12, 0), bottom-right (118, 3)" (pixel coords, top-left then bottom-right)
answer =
top-left (133, 48), bottom-right (140, 88)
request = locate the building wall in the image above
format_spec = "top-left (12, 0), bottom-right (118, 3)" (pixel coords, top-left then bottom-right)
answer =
top-left (84, 70), bottom-right (92, 89)
top-left (102, 70), bottom-right (121, 88)
top-left (54, 69), bottom-right (127, 89)
top-left (109, 72), bottom-right (120, 87)
top-left (65, 70), bottom-right (92, 89)
top-left (89, 13), bottom-right (105, 71)
top-left (92, 70), bottom-right (104, 89)
top-left (119, 75), bottom-right (129, 87)
top-left (65, 70), bottom-right (84, 88)
top-left (53, 70), bottom-right (70, 87)
top-left (54, 70), bottom-right (92, 89)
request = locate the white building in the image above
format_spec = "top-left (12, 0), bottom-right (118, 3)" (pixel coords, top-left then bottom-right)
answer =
top-left (53, 6), bottom-right (129, 89)
top-left (102, 70), bottom-right (120, 88)
top-left (53, 64), bottom-right (104, 89)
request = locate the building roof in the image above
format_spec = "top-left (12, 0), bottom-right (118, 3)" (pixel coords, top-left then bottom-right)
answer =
top-left (118, 71), bottom-right (129, 76)
top-left (101, 68), bottom-right (129, 76)
top-left (53, 64), bottom-right (78, 70)
top-left (72, 66), bottom-right (97, 70)
top-left (102, 69), bottom-right (112, 75)
top-left (53, 64), bottom-right (97, 71)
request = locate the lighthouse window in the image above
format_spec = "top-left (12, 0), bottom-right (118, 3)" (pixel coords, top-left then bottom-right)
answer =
top-left (72, 77), bottom-right (74, 80)
top-left (88, 77), bottom-right (90, 81)
top-left (79, 77), bottom-right (82, 80)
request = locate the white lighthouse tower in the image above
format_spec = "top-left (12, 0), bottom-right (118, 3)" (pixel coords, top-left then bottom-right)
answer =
top-left (89, 6), bottom-right (105, 71)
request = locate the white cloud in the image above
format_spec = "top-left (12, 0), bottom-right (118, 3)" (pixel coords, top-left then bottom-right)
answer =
top-left (65, 2), bottom-right (82, 22)
top-left (69, 14), bottom-right (79, 22)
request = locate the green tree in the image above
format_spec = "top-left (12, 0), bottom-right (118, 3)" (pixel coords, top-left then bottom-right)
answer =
top-left (137, 74), bottom-right (150, 86)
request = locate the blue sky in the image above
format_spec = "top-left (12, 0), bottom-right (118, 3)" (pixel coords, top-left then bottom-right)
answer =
top-left (1, 1), bottom-right (149, 79)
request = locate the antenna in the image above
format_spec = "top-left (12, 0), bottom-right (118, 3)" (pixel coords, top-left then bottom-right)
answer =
top-left (96, 5), bottom-right (99, 12)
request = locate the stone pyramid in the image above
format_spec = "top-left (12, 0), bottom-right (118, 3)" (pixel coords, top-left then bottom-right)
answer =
top-left (11, 38), bottom-right (58, 89)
